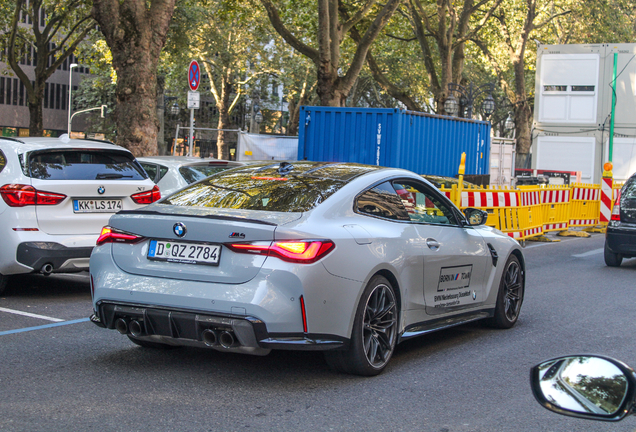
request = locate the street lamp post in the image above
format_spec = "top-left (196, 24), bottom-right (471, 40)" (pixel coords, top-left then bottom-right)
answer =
top-left (444, 82), bottom-right (496, 119)
top-left (67, 63), bottom-right (78, 135)
top-left (504, 112), bottom-right (516, 138)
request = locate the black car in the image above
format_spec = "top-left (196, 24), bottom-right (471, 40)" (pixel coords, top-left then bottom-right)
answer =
top-left (605, 173), bottom-right (636, 266)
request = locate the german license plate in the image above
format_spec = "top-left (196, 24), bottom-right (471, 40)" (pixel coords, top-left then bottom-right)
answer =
top-left (73, 199), bottom-right (122, 213)
top-left (147, 240), bottom-right (221, 266)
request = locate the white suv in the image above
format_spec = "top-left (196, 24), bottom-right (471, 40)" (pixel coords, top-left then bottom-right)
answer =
top-left (0, 135), bottom-right (159, 294)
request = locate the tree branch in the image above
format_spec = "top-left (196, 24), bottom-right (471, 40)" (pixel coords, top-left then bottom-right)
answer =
top-left (259, 0), bottom-right (319, 62)
top-left (342, 0), bottom-right (378, 34)
top-left (340, 0), bottom-right (401, 93)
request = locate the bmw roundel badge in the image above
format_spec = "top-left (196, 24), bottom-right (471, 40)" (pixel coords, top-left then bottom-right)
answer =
top-left (173, 222), bottom-right (186, 237)
top-left (97, 186), bottom-right (105, 195)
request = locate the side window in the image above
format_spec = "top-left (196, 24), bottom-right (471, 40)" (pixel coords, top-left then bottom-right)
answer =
top-left (0, 150), bottom-right (6, 174)
top-left (356, 181), bottom-right (410, 221)
top-left (391, 180), bottom-right (458, 226)
top-left (140, 163), bottom-right (158, 183)
top-left (158, 165), bottom-right (169, 182)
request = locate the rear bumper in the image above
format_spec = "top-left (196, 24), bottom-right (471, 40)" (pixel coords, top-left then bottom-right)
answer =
top-left (92, 301), bottom-right (347, 354)
top-left (16, 242), bottom-right (93, 273)
top-left (606, 224), bottom-right (636, 257)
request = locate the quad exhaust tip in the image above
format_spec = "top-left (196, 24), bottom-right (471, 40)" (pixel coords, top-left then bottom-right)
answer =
top-left (219, 331), bottom-right (238, 348)
top-left (202, 329), bottom-right (218, 347)
top-left (129, 320), bottom-right (143, 337)
top-left (115, 318), bottom-right (128, 335)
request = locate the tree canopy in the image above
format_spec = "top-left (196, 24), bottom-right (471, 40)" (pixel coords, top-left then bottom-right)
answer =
top-left (3, 0), bottom-right (634, 159)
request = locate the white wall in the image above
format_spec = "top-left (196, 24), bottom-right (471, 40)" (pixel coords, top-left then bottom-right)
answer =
top-left (535, 136), bottom-right (596, 182)
top-left (605, 137), bottom-right (636, 182)
top-left (537, 54), bottom-right (599, 124)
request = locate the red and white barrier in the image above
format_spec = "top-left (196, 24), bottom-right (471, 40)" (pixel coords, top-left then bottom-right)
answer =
top-left (460, 191), bottom-right (518, 208)
top-left (599, 177), bottom-right (613, 223)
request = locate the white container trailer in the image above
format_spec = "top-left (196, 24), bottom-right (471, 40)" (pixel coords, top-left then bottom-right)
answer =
top-left (533, 43), bottom-right (636, 183)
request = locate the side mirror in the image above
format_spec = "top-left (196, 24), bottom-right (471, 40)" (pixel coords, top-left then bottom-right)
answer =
top-left (463, 208), bottom-right (488, 226)
top-left (530, 355), bottom-right (636, 421)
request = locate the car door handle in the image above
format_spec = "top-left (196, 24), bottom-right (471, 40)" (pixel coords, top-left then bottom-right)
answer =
top-left (426, 238), bottom-right (440, 251)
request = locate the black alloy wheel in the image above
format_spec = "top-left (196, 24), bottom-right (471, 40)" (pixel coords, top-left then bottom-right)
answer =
top-left (489, 255), bottom-right (524, 329)
top-left (324, 275), bottom-right (398, 376)
top-left (361, 280), bottom-right (398, 369)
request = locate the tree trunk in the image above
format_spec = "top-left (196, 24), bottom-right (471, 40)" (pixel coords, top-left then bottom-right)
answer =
top-left (112, 54), bottom-right (161, 155)
top-left (513, 57), bottom-right (533, 164)
top-left (214, 74), bottom-right (233, 159)
top-left (92, 0), bottom-right (176, 156)
top-left (27, 82), bottom-right (45, 135)
top-left (216, 112), bottom-right (231, 160)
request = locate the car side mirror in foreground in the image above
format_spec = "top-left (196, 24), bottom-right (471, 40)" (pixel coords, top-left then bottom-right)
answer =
top-left (530, 355), bottom-right (636, 421)
top-left (463, 208), bottom-right (488, 226)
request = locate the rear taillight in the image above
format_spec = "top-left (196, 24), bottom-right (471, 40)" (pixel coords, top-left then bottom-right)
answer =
top-left (227, 240), bottom-right (335, 264)
top-left (0, 184), bottom-right (66, 207)
top-left (131, 185), bottom-right (161, 204)
top-left (96, 226), bottom-right (144, 246)
top-left (611, 190), bottom-right (622, 221)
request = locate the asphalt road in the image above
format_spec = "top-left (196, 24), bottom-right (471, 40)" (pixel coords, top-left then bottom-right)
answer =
top-left (1, 232), bottom-right (635, 431)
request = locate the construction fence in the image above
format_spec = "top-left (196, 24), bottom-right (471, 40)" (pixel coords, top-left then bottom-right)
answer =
top-left (439, 180), bottom-right (623, 241)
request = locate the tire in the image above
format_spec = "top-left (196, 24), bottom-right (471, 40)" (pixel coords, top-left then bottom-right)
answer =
top-left (604, 242), bottom-right (623, 267)
top-left (325, 275), bottom-right (398, 376)
top-left (0, 273), bottom-right (8, 296)
top-left (127, 335), bottom-right (179, 350)
top-left (488, 255), bottom-right (524, 329)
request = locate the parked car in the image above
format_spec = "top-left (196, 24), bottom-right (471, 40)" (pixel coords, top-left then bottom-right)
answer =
top-left (89, 161), bottom-right (525, 376)
top-left (0, 135), bottom-right (159, 295)
top-left (531, 354), bottom-right (636, 422)
top-left (137, 156), bottom-right (244, 196)
top-left (605, 171), bottom-right (636, 266)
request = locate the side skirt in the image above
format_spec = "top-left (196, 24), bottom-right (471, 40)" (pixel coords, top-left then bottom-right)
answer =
top-left (399, 309), bottom-right (495, 342)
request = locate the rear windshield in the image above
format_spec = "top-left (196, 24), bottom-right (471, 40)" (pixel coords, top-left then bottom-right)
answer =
top-left (179, 165), bottom-right (233, 184)
top-left (163, 171), bottom-right (345, 212)
top-left (27, 149), bottom-right (147, 180)
top-left (622, 178), bottom-right (636, 209)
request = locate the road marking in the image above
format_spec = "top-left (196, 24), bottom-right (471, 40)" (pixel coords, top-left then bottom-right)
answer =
top-left (573, 248), bottom-right (604, 258)
top-left (524, 243), bottom-right (552, 249)
top-left (0, 318), bottom-right (90, 336)
top-left (0, 306), bottom-right (64, 322)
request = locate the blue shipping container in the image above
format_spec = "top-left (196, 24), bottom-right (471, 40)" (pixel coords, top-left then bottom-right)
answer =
top-left (297, 106), bottom-right (491, 177)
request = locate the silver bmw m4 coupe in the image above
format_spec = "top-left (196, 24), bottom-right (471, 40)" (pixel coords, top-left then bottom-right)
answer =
top-left (89, 161), bottom-right (525, 376)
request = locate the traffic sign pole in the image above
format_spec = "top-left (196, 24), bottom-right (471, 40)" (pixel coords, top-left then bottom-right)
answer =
top-left (189, 109), bottom-right (194, 156)
top-left (187, 61), bottom-right (201, 156)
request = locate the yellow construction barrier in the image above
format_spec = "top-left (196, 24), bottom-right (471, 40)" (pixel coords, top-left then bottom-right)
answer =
top-left (441, 184), bottom-right (544, 241)
top-left (535, 185), bottom-right (571, 233)
top-left (567, 183), bottom-right (601, 228)
top-left (436, 155), bottom-right (621, 242)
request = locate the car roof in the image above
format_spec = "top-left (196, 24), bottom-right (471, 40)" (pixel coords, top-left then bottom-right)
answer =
top-left (0, 135), bottom-right (130, 153)
top-left (230, 161), bottom-right (386, 182)
top-left (137, 156), bottom-right (243, 167)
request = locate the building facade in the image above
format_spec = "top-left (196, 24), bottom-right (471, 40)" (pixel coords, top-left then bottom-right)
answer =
top-left (0, 45), bottom-right (90, 138)
top-left (533, 43), bottom-right (636, 183)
